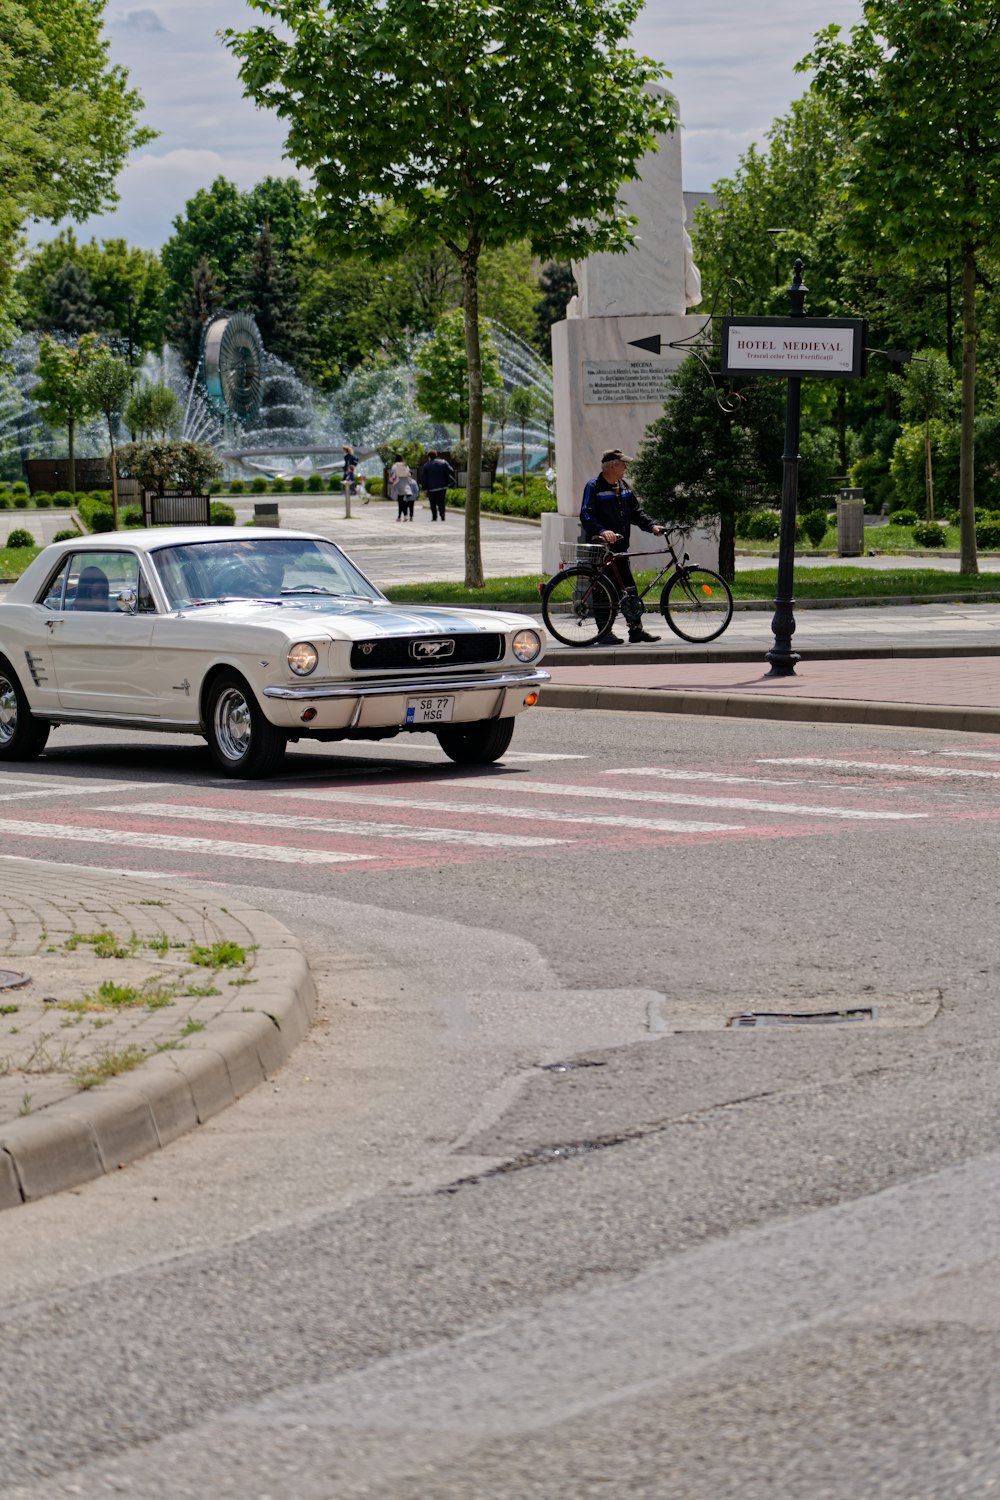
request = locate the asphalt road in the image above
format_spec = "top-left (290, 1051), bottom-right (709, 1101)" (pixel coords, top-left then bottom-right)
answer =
top-left (2, 709), bottom-right (1000, 1498)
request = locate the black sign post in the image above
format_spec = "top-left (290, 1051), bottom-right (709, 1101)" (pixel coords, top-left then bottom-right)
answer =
top-left (720, 264), bottom-right (866, 676)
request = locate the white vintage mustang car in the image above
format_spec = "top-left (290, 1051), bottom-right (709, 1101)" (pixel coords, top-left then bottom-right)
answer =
top-left (0, 527), bottom-right (549, 777)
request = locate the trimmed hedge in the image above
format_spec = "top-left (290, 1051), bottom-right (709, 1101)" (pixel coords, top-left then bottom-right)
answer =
top-left (210, 501), bottom-right (236, 525)
top-left (250, 476), bottom-right (269, 493)
top-left (6, 528), bottom-right (35, 548)
top-left (976, 520), bottom-right (1000, 549)
top-left (306, 474), bottom-right (324, 491)
top-left (912, 522), bottom-right (947, 547)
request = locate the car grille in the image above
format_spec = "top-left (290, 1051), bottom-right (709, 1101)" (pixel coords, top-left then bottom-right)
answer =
top-left (350, 634), bottom-right (505, 671)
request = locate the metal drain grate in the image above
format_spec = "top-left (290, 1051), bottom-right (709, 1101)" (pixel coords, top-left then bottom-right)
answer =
top-left (0, 970), bottom-right (30, 992)
top-left (729, 1007), bottom-right (876, 1029)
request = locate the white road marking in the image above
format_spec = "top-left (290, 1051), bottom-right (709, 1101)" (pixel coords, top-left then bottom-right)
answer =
top-left (907, 749), bottom-right (1000, 761)
top-left (0, 774), bottom-right (145, 795)
top-left (605, 768), bottom-right (806, 788)
top-left (284, 788), bottom-right (742, 835)
top-left (102, 802), bottom-right (568, 849)
top-left (440, 777), bottom-right (927, 822)
top-left (759, 756), bottom-right (1000, 780)
top-left (0, 820), bottom-right (372, 865)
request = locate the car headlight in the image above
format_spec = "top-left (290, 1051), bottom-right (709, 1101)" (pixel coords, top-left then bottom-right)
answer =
top-left (287, 642), bottom-right (319, 676)
top-left (512, 629), bottom-right (542, 663)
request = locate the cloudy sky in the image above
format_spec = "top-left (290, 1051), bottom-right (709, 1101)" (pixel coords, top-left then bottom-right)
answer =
top-left (61, 0), bottom-right (863, 251)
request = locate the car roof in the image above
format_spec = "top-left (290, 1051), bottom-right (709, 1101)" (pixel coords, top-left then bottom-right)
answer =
top-left (46, 526), bottom-right (322, 551)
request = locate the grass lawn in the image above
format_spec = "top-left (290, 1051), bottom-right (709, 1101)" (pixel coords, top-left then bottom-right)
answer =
top-left (738, 523), bottom-right (965, 554)
top-left (0, 545), bottom-right (39, 578)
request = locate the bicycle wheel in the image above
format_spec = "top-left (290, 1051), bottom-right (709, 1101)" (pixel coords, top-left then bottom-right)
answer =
top-left (660, 566), bottom-right (734, 643)
top-left (541, 567), bottom-right (619, 647)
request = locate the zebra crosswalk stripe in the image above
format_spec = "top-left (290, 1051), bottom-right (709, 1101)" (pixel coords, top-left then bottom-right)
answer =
top-left (0, 820), bottom-right (372, 865)
top-left (759, 757), bottom-right (1000, 780)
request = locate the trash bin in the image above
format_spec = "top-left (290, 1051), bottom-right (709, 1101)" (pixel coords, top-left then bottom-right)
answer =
top-left (836, 489), bottom-right (865, 556)
top-left (254, 501), bottom-right (280, 527)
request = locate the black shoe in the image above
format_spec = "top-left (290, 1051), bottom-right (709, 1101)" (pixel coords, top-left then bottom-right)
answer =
top-left (628, 628), bottom-right (659, 644)
top-left (597, 630), bottom-right (624, 645)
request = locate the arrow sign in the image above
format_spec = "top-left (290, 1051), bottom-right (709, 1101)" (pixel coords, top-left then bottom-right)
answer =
top-left (628, 334), bottom-right (663, 356)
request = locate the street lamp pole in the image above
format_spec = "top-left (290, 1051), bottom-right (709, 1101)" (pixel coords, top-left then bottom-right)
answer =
top-left (765, 258), bottom-right (807, 676)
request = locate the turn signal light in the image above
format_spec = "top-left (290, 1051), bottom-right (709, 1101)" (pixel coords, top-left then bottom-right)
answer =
top-left (301, 707), bottom-right (318, 722)
top-left (524, 691), bottom-right (539, 706)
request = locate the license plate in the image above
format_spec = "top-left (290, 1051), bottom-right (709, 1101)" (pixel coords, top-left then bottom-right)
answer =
top-left (405, 695), bottom-right (455, 724)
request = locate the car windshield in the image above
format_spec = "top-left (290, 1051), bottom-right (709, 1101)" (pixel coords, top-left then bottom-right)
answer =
top-left (151, 537), bottom-right (383, 611)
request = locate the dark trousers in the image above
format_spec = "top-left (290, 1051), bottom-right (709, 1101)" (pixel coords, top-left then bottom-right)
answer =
top-left (604, 555), bottom-right (644, 631)
top-left (428, 488), bottom-right (447, 520)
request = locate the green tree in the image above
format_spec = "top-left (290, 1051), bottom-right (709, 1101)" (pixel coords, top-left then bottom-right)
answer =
top-left (17, 230), bottom-right (165, 350)
top-left (804, 2), bottom-right (1000, 574)
top-left (225, 0), bottom-right (673, 587)
top-left (414, 309), bottom-right (501, 438)
top-left (125, 382), bottom-right (181, 441)
top-left (534, 263), bottom-right (577, 357)
top-left (485, 388), bottom-right (511, 479)
top-left (508, 385), bottom-right (538, 497)
top-left (235, 220), bottom-right (303, 369)
top-left (83, 349), bottom-right (131, 528)
top-left (32, 334), bottom-right (100, 492)
top-left (0, 0), bottom-right (153, 344)
top-left (40, 262), bottom-right (111, 334)
top-left (890, 351), bottom-right (956, 521)
top-left (630, 356), bottom-right (784, 582)
top-left (167, 256), bottom-right (223, 378)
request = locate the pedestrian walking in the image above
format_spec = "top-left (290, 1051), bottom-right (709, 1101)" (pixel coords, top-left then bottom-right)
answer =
top-left (579, 447), bottom-right (664, 644)
top-left (421, 448), bottom-right (455, 522)
top-left (389, 454), bottom-right (414, 521)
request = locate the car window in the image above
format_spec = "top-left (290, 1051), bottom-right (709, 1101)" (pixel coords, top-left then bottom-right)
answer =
top-left (150, 538), bottom-right (383, 610)
top-left (63, 552), bottom-right (141, 613)
top-left (39, 559), bottom-right (70, 612)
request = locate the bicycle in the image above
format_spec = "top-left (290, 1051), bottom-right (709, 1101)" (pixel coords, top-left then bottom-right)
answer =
top-left (540, 529), bottom-right (734, 647)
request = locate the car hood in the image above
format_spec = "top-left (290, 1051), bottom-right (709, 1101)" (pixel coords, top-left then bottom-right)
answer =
top-left (177, 598), bottom-right (537, 640)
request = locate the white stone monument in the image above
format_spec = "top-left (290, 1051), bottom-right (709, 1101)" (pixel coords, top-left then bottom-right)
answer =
top-left (545, 89), bottom-right (715, 573)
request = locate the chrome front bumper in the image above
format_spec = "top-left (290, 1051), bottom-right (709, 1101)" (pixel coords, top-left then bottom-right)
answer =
top-left (263, 667), bottom-right (550, 702)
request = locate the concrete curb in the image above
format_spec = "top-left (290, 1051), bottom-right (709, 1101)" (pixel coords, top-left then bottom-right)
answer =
top-left (0, 914), bottom-right (316, 1211)
top-left (539, 682), bottom-right (1000, 736)
top-left (545, 642), bottom-right (1000, 667)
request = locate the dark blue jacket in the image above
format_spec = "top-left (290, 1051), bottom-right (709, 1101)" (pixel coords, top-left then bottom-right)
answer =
top-left (580, 475), bottom-right (657, 551)
top-left (422, 457), bottom-right (455, 492)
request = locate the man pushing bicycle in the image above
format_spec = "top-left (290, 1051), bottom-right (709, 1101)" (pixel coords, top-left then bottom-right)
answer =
top-left (580, 448), bottom-right (664, 644)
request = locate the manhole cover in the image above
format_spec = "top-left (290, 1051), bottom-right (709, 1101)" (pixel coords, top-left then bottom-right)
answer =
top-left (730, 1007), bottom-right (876, 1029)
top-left (0, 970), bottom-right (31, 992)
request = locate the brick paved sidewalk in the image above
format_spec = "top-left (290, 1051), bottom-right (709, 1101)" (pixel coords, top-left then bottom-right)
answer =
top-left (0, 859), bottom-right (315, 1209)
top-left (543, 654), bottom-right (1000, 734)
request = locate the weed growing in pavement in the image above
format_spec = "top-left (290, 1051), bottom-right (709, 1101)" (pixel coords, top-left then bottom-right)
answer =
top-left (231, 978), bottom-right (256, 987)
top-left (180, 1018), bottom-right (205, 1036)
top-left (139, 900), bottom-right (166, 907)
top-left (73, 1044), bottom-right (146, 1089)
top-left (184, 983), bottom-right (220, 998)
top-left (18, 1092), bottom-right (32, 1116)
top-left (17, 1035), bottom-right (76, 1074)
top-left (188, 940), bottom-right (246, 969)
top-left (64, 930), bottom-right (138, 960)
top-left (146, 934), bottom-right (170, 957)
top-left (0, 1003), bottom-right (19, 1016)
top-left (64, 978), bottom-right (177, 1012)
top-left (90, 1017), bottom-right (112, 1029)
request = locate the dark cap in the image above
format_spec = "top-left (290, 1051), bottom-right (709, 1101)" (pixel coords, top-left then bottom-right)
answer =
top-left (601, 448), bottom-right (632, 465)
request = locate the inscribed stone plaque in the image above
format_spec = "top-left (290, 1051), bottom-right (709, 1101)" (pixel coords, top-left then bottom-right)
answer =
top-left (583, 361), bottom-right (676, 405)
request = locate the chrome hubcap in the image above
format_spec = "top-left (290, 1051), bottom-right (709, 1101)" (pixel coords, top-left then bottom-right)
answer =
top-left (213, 687), bottom-right (252, 761)
top-left (0, 676), bottom-right (17, 746)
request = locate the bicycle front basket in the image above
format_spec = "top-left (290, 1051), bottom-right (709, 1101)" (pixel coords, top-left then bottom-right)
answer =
top-left (558, 541), bottom-right (608, 565)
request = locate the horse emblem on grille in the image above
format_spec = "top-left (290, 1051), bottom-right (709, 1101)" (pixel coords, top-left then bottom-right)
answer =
top-left (410, 638), bottom-right (455, 660)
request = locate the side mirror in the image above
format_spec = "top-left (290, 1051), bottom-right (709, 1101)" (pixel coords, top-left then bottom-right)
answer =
top-left (116, 589), bottom-right (138, 614)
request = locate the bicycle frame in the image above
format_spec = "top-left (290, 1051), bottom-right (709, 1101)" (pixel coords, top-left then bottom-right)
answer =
top-left (598, 531), bottom-right (689, 602)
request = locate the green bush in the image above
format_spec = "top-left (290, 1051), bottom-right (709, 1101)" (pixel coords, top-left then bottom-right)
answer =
top-left (290, 475), bottom-right (306, 493)
top-left (6, 528), bottom-right (35, 547)
top-left (88, 489), bottom-right (111, 504)
top-left (210, 501), bottom-right (236, 526)
top-left (306, 474), bottom-right (324, 492)
top-left (742, 511), bottom-right (781, 542)
top-left (11, 481), bottom-right (28, 496)
top-left (976, 520), bottom-right (1000, 549)
top-left (116, 438), bottom-right (223, 496)
top-left (271, 477), bottom-right (287, 493)
top-left (945, 509), bottom-right (961, 526)
top-left (52, 492), bottom-right (74, 507)
top-left (228, 479), bottom-right (246, 495)
top-left (33, 491), bottom-right (52, 506)
top-left (912, 522), bottom-right (947, 547)
top-left (90, 510), bottom-right (115, 533)
top-left (445, 487), bottom-right (466, 511)
top-left (362, 475), bottom-right (378, 495)
top-left (13, 495), bottom-right (28, 508)
top-left (53, 528), bottom-right (79, 542)
top-left (0, 495), bottom-right (10, 508)
top-left (890, 509), bottom-right (920, 527)
top-left (123, 508), bottom-right (145, 527)
top-left (801, 510), bottom-right (829, 547)
top-left (209, 480), bottom-right (223, 494)
top-left (250, 476), bottom-right (269, 494)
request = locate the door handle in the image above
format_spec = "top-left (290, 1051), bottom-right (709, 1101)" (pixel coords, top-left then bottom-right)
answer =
top-left (45, 619), bottom-right (64, 630)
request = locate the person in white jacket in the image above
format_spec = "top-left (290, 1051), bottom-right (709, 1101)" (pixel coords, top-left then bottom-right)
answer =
top-left (389, 454), bottom-right (414, 521)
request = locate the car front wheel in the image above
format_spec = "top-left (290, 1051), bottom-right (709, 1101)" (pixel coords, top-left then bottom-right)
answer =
top-left (436, 716), bottom-right (515, 765)
top-left (0, 655), bottom-right (50, 762)
top-left (205, 671), bottom-right (287, 779)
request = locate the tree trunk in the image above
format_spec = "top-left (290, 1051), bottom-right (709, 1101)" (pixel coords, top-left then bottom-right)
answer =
top-left (718, 511), bottom-right (735, 582)
top-left (958, 244), bottom-right (978, 574)
top-left (68, 417), bottom-right (76, 495)
top-left (460, 246), bottom-right (484, 589)
top-left (520, 430), bottom-right (527, 498)
top-left (836, 385), bottom-right (848, 474)
top-left (924, 420), bottom-right (934, 522)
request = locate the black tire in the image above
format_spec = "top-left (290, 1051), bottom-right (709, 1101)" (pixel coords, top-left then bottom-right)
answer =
top-left (660, 567), bottom-right (734, 643)
top-left (436, 716), bottom-right (515, 766)
top-left (205, 670), bottom-right (287, 778)
top-left (541, 567), bottom-right (618, 647)
top-left (0, 655), bottom-right (50, 762)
